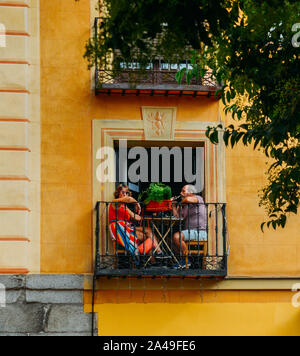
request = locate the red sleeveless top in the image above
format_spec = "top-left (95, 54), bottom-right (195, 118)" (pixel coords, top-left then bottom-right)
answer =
top-left (108, 203), bottom-right (131, 223)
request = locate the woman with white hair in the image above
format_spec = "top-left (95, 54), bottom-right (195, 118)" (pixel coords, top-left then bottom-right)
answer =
top-left (171, 185), bottom-right (207, 269)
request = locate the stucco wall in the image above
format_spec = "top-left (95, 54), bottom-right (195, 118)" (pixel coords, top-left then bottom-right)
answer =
top-left (0, 0), bottom-right (299, 338)
top-left (40, 0), bottom-right (300, 276)
top-left (0, 0), bottom-right (41, 274)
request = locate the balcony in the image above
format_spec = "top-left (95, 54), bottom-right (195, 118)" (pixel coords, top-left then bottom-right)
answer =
top-left (93, 18), bottom-right (221, 97)
top-left (94, 201), bottom-right (228, 278)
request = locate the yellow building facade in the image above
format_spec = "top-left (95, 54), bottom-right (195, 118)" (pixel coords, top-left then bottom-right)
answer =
top-left (0, 0), bottom-right (299, 336)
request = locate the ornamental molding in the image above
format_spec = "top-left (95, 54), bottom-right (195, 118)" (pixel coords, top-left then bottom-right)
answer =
top-left (141, 106), bottom-right (177, 141)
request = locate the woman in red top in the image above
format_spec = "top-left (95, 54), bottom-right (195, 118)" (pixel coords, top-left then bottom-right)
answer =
top-left (109, 184), bottom-right (162, 257)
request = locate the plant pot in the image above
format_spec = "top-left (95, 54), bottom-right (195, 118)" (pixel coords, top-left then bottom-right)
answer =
top-left (145, 200), bottom-right (172, 212)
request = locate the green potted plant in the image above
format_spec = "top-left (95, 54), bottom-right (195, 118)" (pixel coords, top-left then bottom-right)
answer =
top-left (138, 183), bottom-right (172, 211)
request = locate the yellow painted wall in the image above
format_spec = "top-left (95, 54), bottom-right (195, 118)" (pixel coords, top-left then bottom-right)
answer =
top-left (38, 0), bottom-right (300, 337)
top-left (40, 0), bottom-right (92, 273)
top-left (223, 109), bottom-right (300, 277)
top-left (90, 304), bottom-right (300, 336)
top-left (40, 0), bottom-right (220, 273)
top-left (84, 290), bottom-right (300, 336)
top-left (40, 0), bottom-right (300, 276)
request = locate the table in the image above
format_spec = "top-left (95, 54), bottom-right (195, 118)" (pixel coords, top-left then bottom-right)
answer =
top-left (143, 215), bottom-right (184, 267)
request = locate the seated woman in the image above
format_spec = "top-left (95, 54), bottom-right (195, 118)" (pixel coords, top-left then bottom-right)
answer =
top-left (108, 184), bottom-right (163, 262)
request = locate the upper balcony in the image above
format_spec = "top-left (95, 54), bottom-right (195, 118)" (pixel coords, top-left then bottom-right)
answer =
top-left (93, 18), bottom-right (221, 98)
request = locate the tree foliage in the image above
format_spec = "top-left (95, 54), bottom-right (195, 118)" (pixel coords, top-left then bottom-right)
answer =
top-left (84, 0), bottom-right (300, 230)
top-left (192, 0), bottom-right (300, 231)
top-left (84, 0), bottom-right (240, 69)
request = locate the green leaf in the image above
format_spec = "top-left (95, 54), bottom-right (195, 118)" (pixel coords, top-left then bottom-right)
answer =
top-left (186, 70), bottom-right (193, 85)
top-left (226, 90), bottom-right (231, 103)
top-left (175, 68), bottom-right (185, 84)
top-left (253, 138), bottom-right (261, 150)
top-left (223, 130), bottom-right (230, 146)
top-left (211, 130), bottom-right (219, 144)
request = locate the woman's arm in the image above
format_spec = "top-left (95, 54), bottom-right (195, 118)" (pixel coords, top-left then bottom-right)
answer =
top-left (110, 196), bottom-right (140, 212)
top-left (111, 196), bottom-right (136, 204)
top-left (126, 208), bottom-right (142, 222)
top-left (111, 196), bottom-right (142, 221)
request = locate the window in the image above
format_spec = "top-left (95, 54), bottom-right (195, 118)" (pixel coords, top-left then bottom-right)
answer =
top-left (93, 120), bottom-right (227, 277)
top-left (115, 140), bottom-right (205, 199)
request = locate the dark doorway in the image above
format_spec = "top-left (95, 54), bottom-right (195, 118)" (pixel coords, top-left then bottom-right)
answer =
top-left (115, 140), bottom-right (205, 199)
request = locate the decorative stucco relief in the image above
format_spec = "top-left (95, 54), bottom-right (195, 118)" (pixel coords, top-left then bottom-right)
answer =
top-left (141, 107), bottom-right (177, 140)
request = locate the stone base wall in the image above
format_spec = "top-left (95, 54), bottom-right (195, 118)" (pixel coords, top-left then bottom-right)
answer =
top-left (0, 274), bottom-right (97, 336)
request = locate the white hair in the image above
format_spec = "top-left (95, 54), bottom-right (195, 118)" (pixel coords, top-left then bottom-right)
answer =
top-left (186, 185), bottom-right (197, 194)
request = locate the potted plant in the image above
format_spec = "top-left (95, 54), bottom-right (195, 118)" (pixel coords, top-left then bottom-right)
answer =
top-left (138, 183), bottom-right (172, 212)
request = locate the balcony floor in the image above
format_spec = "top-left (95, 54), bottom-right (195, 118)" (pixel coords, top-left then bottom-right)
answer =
top-left (96, 83), bottom-right (221, 98)
top-left (95, 255), bottom-right (227, 278)
top-left (95, 268), bottom-right (227, 278)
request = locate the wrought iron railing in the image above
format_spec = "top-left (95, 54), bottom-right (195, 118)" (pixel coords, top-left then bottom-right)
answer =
top-left (93, 17), bottom-right (220, 90)
top-left (94, 201), bottom-right (228, 277)
top-left (95, 66), bottom-right (218, 88)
